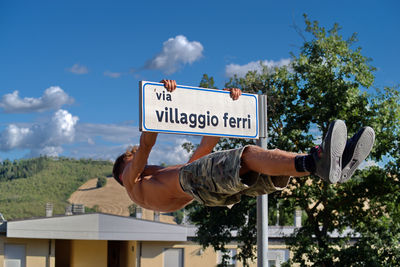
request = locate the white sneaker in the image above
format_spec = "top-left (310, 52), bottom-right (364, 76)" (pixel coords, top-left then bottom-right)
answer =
top-left (312, 120), bottom-right (347, 184)
top-left (339, 126), bottom-right (375, 183)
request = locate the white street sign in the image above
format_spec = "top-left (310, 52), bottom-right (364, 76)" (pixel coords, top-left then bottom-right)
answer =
top-left (139, 81), bottom-right (259, 139)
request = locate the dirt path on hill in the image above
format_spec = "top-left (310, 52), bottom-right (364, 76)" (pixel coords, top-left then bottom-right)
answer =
top-left (68, 177), bottom-right (132, 216)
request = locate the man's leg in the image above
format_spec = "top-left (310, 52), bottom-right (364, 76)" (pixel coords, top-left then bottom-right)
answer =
top-left (240, 146), bottom-right (309, 177)
top-left (241, 120), bottom-right (348, 184)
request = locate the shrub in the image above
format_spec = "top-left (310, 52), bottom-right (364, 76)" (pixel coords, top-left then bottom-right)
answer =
top-left (96, 177), bottom-right (107, 188)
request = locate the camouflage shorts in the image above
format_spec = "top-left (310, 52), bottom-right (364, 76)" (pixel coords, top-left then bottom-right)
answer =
top-left (179, 145), bottom-right (290, 207)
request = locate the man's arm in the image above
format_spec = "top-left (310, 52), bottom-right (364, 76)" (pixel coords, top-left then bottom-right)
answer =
top-left (187, 87), bottom-right (242, 163)
top-left (122, 80), bottom-right (177, 188)
top-left (188, 136), bottom-right (220, 163)
top-left (123, 131), bottom-right (158, 188)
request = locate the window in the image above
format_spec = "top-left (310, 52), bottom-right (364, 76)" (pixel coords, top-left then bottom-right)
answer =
top-left (217, 249), bottom-right (237, 267)
top-left (164, 248), bottom-right (184, 267)
top-left (267, 249), bottom-right (289, 267)
top-left (4, 244), bottom-right (26, 267)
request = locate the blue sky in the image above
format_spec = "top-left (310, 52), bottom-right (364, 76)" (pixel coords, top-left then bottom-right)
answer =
top-left (0, 0), bottom-right (399, 164)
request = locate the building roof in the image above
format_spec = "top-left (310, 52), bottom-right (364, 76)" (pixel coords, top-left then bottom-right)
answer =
top-left (3, 212), bottom-right (357, 242)
top-left (6, 213), bottom-right (188, 241)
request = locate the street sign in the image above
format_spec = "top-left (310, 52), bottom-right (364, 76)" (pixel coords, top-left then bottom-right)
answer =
top-left (139, 81), bottom-right (259, 139)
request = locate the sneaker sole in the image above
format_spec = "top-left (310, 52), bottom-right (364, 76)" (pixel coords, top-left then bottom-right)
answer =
top-left (326, 120), bottom-right (347, 183)
top-left (339, 127), bottom-right (375, 183)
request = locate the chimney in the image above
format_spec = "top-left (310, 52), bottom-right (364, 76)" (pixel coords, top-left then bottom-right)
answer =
top-left (154, 211), bottom-right (160, 222)
top-left (135, 207), bottom-right (142, 219)
top-left (72, 204), bottom-right (85, 214)
top-left (276, 202), bottom-right (280, 226)
top-left (0, 213), bottom-right (6, 233)
top-left (294, 209), bottom-right (302, 227)
top-left (0, 213), bottom-right (6, 223)
top-left (65, 205), bottom-right (73, 216)
top-left (45, 203), bottom-right (53, 217)
top-left (182, 212), bottom-right (188, 225)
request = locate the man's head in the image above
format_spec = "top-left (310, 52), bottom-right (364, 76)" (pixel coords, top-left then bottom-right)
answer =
top-left (112, 146), bottom-right (138, 186)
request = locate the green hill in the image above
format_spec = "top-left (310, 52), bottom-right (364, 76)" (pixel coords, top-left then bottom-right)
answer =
top-left (0, 157), bottom-right (113, 220)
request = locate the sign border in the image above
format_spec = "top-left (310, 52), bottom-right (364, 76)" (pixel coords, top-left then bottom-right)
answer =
top-left (139, 81), bottom-right (259, 139)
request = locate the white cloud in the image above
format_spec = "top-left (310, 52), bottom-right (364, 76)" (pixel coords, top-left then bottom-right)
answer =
top-left (76, 123), bottom-right (141, 144)
top-left (104, 71), bottom-right (122, 78)
top-left (0, 124), bottom-right (31, 150)
top-left (74, 123), bottom-right (198, 164)
top-left (359, 159), bottom-right (378, 169)
top-left (149, 137), bottom-right (193, 165)
top-left (0, 114), bottom-right (199, 163)
top-left (30, 146), bottom-right (64, 158)
top-left (225, 58), bottom-right (291, 78)
top-left (0, 86), bottom-right (74, 113)
top-left (67, 144), bottom-right (126, 161)
top-left (67, 63), bottom-right (89, 74)
top-left (87, 138), bottom-right (95, 145)
top-left (0, 109), bottom-right (78, 157)
top-left (144, 35), bottom-right (203, 74)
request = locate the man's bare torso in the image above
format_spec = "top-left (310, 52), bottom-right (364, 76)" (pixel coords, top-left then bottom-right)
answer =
top-left (122, 163), bottom-right (194, 212)
top-left (118, 80), bottom-right (242, 212)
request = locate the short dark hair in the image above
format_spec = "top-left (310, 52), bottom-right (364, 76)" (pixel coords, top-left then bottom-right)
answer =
top-left (112, 146), bottom-right (138, 186)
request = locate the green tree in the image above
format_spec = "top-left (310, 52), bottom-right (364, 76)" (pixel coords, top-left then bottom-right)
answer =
top-left (186, 16), bottom-right (400, 266)
top-left (0, 157), bottom-right (49, 181)
top-left (166, 210), bottom-right (185, 224)
top-left (199, 74), bottom-right (217, 89)
top-left (96, 176), bottom-right (107, 188)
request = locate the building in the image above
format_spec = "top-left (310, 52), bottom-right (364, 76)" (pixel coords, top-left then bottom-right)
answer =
top-left (0, 212), bottom-right (294, 267)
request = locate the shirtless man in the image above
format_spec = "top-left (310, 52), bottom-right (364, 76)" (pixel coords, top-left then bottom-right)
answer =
top-left (112, 80), bottom-right (375, 212)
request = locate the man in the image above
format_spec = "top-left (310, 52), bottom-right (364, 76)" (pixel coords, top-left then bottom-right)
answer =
top-left (113, 80), bottom-right (375, 212)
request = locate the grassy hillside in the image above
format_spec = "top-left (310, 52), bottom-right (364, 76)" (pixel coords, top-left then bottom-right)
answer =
top-left (0, 157), bottom-right (113, 220)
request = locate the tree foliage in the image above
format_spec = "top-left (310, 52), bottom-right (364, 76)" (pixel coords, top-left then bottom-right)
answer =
top-left (0, 157), bottom-right (49, 181)
top-left (186, 16), bottom-right (400, 266)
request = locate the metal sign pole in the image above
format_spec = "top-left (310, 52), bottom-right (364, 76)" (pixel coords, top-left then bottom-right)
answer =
top-left (257, 95), bottom-right (268, 267)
